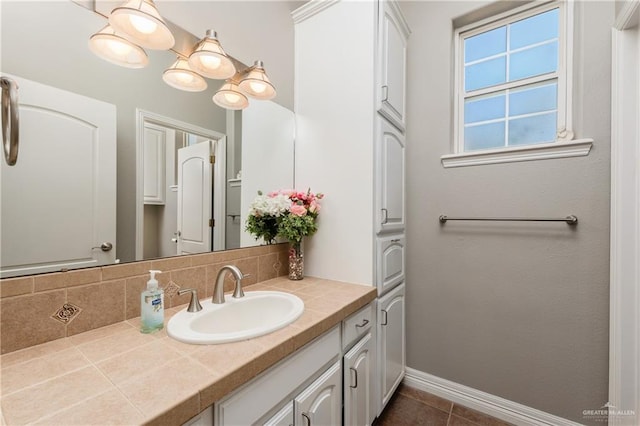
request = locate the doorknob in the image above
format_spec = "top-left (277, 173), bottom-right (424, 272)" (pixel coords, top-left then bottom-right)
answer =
top-left (91, 242), bottom-right (113, 252)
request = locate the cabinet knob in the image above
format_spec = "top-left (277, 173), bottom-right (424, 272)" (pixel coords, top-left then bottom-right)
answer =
top-left (381, 85), bottom-right (389, 102)
top-left (381, 309), bottom-right (388, 326)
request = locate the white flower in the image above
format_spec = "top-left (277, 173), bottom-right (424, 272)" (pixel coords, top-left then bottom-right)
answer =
top-left (249, 194), bottom-right (290, 217)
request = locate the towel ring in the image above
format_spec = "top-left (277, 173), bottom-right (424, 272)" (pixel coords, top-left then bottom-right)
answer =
top-left (1, 76), bottom-right (19, 166)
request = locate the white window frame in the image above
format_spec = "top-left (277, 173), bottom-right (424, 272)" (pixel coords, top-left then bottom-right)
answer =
top-left (442, 0), bottom-right (593, 168)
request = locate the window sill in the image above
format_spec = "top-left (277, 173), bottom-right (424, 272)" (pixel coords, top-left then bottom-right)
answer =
top-left (440, 139), bottom-right (593, 168)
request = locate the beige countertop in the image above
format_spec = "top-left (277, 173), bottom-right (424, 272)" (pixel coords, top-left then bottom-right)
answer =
top-left (0, 277), bottom-right (376, 426)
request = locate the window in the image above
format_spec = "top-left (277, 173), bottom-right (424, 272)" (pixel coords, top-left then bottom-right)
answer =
top-left (444, 1), bottom-right (591, 167)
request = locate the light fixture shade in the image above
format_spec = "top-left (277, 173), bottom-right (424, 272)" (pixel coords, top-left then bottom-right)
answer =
top-left (239, 60), bottom-right (276, 100)
top-left (188, 30), bottom-right (236, 80)
top-left (89, 25), bottom-right (149, 69)
top-left (109, 0), bottom-right (175, 50)
top-left (213, 79), bottom-right (249, 110)
top-left (163, 57), bottom-right (207, 92)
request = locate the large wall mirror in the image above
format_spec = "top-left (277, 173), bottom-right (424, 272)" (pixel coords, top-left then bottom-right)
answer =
top-left (0, 1), bottom-right (296, 278)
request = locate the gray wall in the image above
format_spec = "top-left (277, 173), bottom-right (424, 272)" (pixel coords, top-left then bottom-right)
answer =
top-left (1, 1), bottom-right (227, 262)
top-left (402, 1), bottom-right (612, 424)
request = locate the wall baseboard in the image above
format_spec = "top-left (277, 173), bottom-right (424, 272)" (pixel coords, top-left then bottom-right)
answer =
top-left (403, 368), bottom-right (583, 426)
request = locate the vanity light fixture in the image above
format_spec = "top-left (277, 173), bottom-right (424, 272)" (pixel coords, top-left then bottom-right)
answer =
top-left (162, 57), bottom-right (208, 92)
top-left (108, 0), bottom-right (175, 50)
top-left (188, 30), bottom-right (236, 80)
top-left (88, 25), bottom-right (149, 69)
top-left (213, 77), bottom-right (249, 110)
top-left (238, 60), bottom-right (276, 100)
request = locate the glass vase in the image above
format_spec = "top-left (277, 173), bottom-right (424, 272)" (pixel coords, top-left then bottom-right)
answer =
top-left (288, 240), bottom-right (304, 280)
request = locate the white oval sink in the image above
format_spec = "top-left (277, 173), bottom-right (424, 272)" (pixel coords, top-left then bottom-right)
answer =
top-left (167, 291), bottom-right (304, 344)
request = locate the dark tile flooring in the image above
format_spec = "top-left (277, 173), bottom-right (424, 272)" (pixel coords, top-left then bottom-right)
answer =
top-left (374, 384), bottom-right (513, 426)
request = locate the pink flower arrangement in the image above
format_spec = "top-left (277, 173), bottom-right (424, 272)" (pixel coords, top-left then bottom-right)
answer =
top-left (246, 189), bottom-right (324, 244)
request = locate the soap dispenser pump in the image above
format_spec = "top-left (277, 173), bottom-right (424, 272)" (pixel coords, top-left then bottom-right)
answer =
top-left (140, 270), bottom-right (164, 333)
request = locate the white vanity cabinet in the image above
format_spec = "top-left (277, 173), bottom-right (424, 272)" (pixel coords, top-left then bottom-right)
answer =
top-left (377, 0), bottom-right (409, 132)
top-left (378, 283), bottom-right (406, 413)
top-left (376, 235), bottom-right (405, 294)
top-left (214, 326), bottom-right (341, 426)
top-left (182, 406), bottom-right (213, 426)
top-left (342, 304), bottom-right (375, 426)
top-left (294, 361), bottom-right (342, 426)
top-left (263, 402), bottom-right (294, 426)
top-left (344, 332), bottom-right (374, 426)
top-left (376, 117), bottom-right (406, 235)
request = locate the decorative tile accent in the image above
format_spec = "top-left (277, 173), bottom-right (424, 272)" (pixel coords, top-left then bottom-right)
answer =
top-left (164, 280), bottom-right (180, 298)
top-left (51, 303), bottom-right (82, 324)
top-left (273, 259), bottom-right (282, 275)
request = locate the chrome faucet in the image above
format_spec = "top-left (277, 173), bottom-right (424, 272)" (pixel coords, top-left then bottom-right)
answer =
top-left (212, 265), bottom-right (245, 304)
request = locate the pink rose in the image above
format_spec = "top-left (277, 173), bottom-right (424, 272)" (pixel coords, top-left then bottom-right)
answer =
top-left (290, 204), bottom-right (307, 216)
top-left (309, 201), bottom-right (321, 213)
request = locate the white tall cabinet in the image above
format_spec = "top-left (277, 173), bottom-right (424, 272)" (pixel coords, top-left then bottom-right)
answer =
top-left (294, 0), bottom-right (410, 420)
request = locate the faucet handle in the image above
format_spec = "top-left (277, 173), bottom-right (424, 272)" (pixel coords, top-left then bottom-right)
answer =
top-left (232, 273), bottom-right (250, 299)
top-left (178, 288), bottom-right (203, 312)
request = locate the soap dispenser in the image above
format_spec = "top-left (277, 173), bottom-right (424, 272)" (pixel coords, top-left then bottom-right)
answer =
top-left (140, 270), bottom-right (164, 333)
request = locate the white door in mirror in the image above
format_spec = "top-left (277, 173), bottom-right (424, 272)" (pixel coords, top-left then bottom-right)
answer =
top-left (0, 74), bottom-right (116, 278)
top-left (167, 291), bottom-right (304, 344)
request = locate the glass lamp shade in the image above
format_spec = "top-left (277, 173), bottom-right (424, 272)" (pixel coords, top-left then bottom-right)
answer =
top-left (238, 60), bottom-right (276, 100)
top-left (109, 0), bottom-right (175, 50)
top-left (89, 25), bottom-right (148, 69)
top-left (188, 30), bottom-right (236, 80)
top-left (163, 58), bottom-right (207, 92)
top-left (213, 80), bottom-right (249, 110)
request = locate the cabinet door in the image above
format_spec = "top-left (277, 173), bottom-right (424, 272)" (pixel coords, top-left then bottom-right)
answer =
top-left (376, 118), bottom-right (406, 234)
top-left (377, 0), bottom-right (409, 131)
top-left (295, 361), bottom-right (341, 426)
top-left (376, 235), bottom-right (405, 294)
top-left (344, 332), bottom-right (374, 426)
top-left (143, 122), bottom-right (168, 205)
top-left (263, 402), bottom-right (293, 426)
top-left (378, 283), bottom-right (405, 413)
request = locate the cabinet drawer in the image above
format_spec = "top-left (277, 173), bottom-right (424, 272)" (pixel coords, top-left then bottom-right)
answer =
top-left (376, 235), bottom-right (405, 295)
top-left (342, 303), bottom-right (373, 350)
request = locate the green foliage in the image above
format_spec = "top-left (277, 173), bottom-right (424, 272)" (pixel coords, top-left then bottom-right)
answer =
top-left (277, 213), bottom-right (318, 243)
top-left (245, 214), bottom-right (278, 244)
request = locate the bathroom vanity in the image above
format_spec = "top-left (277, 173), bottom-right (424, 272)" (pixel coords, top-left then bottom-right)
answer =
top-left (0, 277), bottom-right (376, 425)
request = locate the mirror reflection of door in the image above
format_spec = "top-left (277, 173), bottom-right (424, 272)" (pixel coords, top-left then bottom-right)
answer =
top-left (141, 119), bottom-right (226, 259)
top-left (0, 75), bottom-right (116, 278)
top-left (177, 139), bottom-right (213, 255)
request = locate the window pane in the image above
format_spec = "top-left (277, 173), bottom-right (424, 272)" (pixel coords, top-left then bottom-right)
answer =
top-left (465, 56), bottom-right (507, 91)
top-left (509, 42), bottom-right (557, 81)
top-left (510, 9), bottom-right (559, 50)
top-left (464, 122), bottom-right (505, 151)
top-left (508, 113), bottom-right (557, 146)
top-left (509, 82), bottom-right (557, 117)
top-left (465, 27), bottom-right (507, 63)
top-left (465, 93), bottom-right (506, 124)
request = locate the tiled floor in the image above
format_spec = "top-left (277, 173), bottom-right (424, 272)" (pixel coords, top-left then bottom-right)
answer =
top-left (374, 384), bottom-right (513, 426)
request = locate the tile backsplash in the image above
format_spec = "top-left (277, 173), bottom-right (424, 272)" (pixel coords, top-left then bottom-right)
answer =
top-left (0, 244), bottom-right (289, 354)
